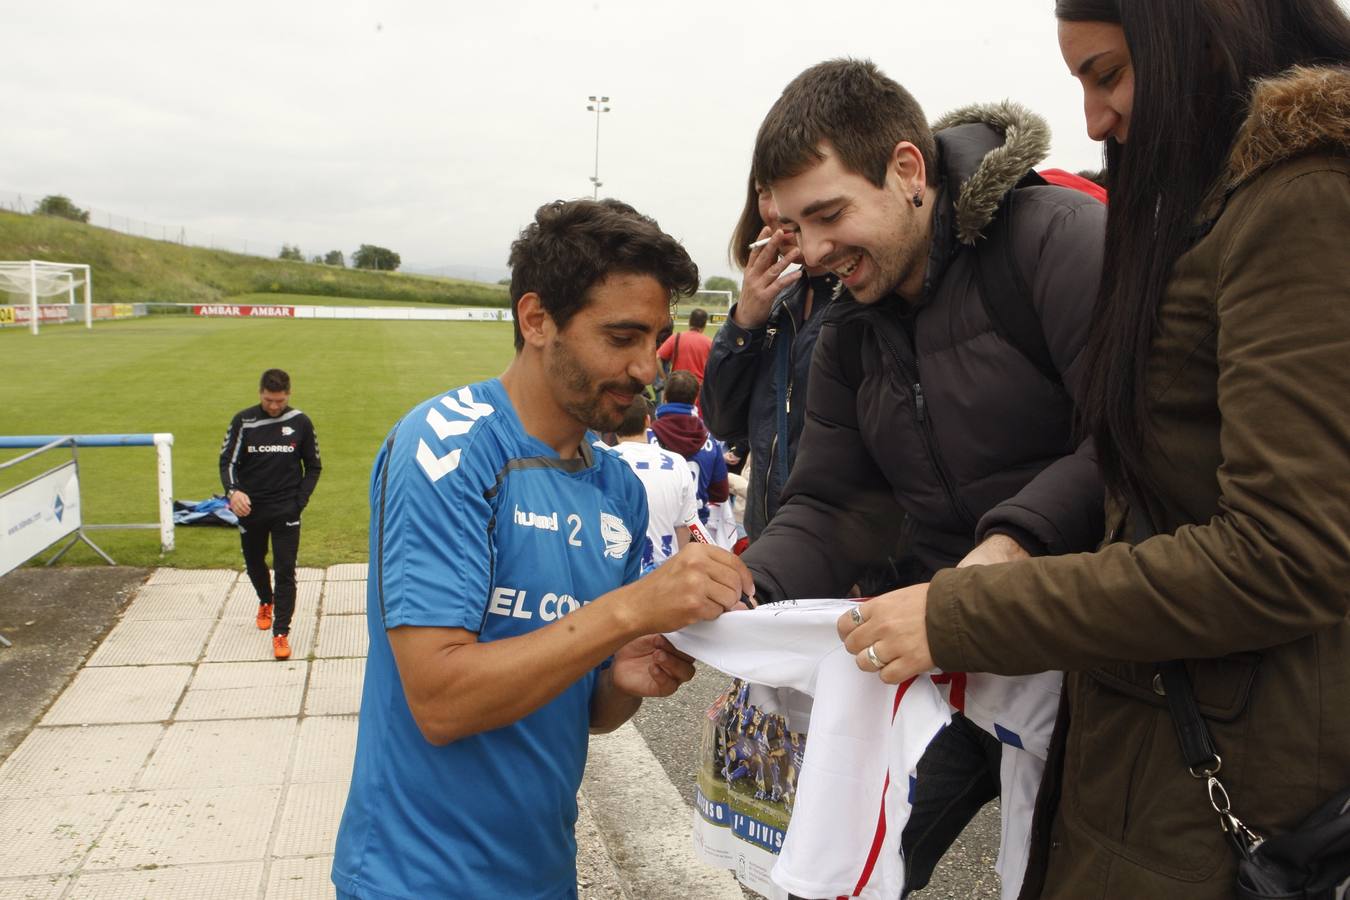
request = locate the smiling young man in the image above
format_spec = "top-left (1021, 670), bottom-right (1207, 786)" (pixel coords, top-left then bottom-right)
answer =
top-left (739, 60), bottom-right (1107, 895)
top-left (332, 199), bottom-right (754, 900)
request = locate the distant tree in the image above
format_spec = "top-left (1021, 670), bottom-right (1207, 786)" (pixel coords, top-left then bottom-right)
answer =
top-left (35, 195), bottom-right (90, 223)
top-left (278, 244), bottom-right (304, 261)
top-left (323, 250), bottom-right (346, 267)
top-left (703, 275), bottom-right (739, 301)
top-left (310, 254), bottom-right (324, 264)
top-left (497, 277), bottom-right (511, 286)
top-left (352, 244), bottom-right (401, 271)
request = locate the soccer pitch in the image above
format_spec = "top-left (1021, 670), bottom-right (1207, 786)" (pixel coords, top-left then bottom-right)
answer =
top-left (1, 315), bottom-right (517, 568)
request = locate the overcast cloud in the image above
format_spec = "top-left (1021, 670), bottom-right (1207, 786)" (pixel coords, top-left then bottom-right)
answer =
top-left (8, 1), bottom-right (1116, 285)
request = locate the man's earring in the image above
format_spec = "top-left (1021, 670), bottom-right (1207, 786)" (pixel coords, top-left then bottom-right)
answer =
top-left (912, 190), bottom-right (924, 209)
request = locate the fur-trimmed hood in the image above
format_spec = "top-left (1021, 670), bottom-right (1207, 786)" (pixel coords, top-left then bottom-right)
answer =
top-left (931, 102), bottom-right (1051, 245)
top-left (1205, 65), bottom-right (1350, 217)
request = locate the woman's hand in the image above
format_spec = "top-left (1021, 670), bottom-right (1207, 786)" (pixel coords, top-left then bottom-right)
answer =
top-left (836, 583), bottom-right (934, 684)
top-left (732, 227), bottom-right (802, 330)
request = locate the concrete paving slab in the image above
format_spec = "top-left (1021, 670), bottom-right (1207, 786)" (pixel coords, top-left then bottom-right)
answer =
top-left (0, 724), bottom-right (163, 800)
top-left (65, 860), bottom-right (264, 899)
top-left (120, 583), bottom-right (231, 621)
top-left (273, 781), bottom-right (349, 857)
top-left (265, 855), bottom-right (335, 900)
top-left (140, 719), bottom-right (296, 790)
top-left (315, 615), bottom-right (367, 659)
top-left (304, 658), bottom-right (364, 717)
top-left (0, 794), bottom-right (124, 877)
top-left (0, 874), bottom-right (73, 899)
top-left (203, 614), bottom-right (316, 663)
top-left (583, 723), bottom-right (743, 900)
top-left (87, 785), bottom-right (281, 869)
top-left (178, 661), bottom-right (308, 721)
top-left (291, 716), bottom-right (357, 784)
top-left (325, 563), bottom-right (367, 581)
top-left (295, 567), bottom-right (324, 582)
top-left (320, 580), bottom-right (365, 616)
top-left (146, 569), bottom-right (238, 585)
top-left (85, 618), bottom-right (215, 667)
top-left (41, 665), bottom-right (191, 726)
top-left (224, 582), bottom-right (322, 619)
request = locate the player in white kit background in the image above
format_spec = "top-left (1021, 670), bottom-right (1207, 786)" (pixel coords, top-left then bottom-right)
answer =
top-left (599, 396), bottom-right (700, 574)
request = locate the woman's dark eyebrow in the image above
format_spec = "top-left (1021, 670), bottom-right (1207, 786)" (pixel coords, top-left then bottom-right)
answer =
top-left (1076, 51), bottom-right (1111, 76)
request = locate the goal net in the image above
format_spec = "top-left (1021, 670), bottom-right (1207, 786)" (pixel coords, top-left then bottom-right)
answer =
top-left (673, 289), bottom-right (735, 324)
top-left (0, 261), bottom-right (93, 333)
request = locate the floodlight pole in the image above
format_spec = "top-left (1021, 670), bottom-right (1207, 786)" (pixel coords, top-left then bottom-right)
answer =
top-left (586, 95), bottom-right (611, 200)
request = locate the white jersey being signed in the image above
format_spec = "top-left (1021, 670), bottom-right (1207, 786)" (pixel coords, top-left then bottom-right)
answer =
top-left (668, 599), bottom-right (1060, 900)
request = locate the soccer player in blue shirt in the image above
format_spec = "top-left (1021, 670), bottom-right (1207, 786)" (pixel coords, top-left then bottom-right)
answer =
top-left (333, 198), bottom-right (755, 900)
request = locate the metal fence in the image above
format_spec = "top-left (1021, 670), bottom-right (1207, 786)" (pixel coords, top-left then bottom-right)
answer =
top-left (0, 189), bottom-right (283, 259)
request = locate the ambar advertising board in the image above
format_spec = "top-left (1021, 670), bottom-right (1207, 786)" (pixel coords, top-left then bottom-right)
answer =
top-left (0, 462), bottom-right (81, 575)
top-left (193, 304), bottom-right (295, 317)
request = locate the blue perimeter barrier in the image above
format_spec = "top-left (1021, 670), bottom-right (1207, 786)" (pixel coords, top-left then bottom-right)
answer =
top-left (0, 433), bottom-right (176, 553)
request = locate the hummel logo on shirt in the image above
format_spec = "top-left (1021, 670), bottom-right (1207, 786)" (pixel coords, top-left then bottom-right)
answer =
top-left (513, 505), bottom-right (559, 532)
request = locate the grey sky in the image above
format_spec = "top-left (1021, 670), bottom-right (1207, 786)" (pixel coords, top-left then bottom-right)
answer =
top-left (7, 1), bottom-right (1108, 285)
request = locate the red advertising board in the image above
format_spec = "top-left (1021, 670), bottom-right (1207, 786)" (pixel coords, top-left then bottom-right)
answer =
top-left (193, 305), bottom-right (295, 318)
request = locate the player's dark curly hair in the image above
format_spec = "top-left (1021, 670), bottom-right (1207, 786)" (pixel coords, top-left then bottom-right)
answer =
top-left (507, 198), bottom-right (700, 350)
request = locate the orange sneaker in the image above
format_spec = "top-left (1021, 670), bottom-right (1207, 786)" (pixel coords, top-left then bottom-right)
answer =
top-left (273, 633), bottom-right (291, 660)
top-left (256, 603), bottom-right (273, 631)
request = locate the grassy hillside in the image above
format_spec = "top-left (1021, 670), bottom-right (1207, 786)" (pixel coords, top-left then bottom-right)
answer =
top-left (0, 210), bottom-right (509, 307)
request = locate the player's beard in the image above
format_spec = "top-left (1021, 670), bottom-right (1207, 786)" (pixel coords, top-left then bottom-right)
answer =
top-left (547, 338), bottom-right (643, 434)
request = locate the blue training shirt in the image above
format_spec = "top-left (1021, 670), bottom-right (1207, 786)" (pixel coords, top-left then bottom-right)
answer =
top-left (333, 378), bottom-right (647, 900)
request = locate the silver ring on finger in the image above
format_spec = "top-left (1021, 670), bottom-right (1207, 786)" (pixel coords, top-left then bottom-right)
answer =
top-left (865, 644), bottom-right (885, 670)
top-left (849, 605), bottom-right (865, 626)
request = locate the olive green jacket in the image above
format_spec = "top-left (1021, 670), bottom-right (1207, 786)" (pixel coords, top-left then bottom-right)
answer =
top-left (927, 66), bottom-right (1350, 899)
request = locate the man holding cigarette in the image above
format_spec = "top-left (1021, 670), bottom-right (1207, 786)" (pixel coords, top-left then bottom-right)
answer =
top-left (742, 60), bottom-right (1105, 893)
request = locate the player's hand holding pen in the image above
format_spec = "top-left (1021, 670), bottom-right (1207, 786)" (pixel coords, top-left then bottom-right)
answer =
top-left (624, 541), bottom-right (756, 635)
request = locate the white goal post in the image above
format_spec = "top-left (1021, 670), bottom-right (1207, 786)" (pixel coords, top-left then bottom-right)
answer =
top-left (0, 260), bottom-right (94, 335)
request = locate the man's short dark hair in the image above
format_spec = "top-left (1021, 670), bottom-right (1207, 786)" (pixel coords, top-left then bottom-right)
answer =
top-left (260, 369), bottom-right (290, 392)
top-left (616, 396), bottom-right (652, 437)
top-left (688, 308), bottom-right (708, 330)
top-left (507, 199), bottom-right (700, 351)
top-left (753, 58), bottom-right (937, 190)
top-left (664, 370), bottom-right (700, 405)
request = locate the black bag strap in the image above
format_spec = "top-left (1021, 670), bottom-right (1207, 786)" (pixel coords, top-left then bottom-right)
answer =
top-left (1129, 498), bottom-right (1266, 859)
top-left (972, 185), bottom-right (1063, 387)
top-left (1158, 661), bottom-right (1223, 776)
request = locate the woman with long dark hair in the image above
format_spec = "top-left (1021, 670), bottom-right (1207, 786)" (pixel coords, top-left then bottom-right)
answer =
top-left (702, 173), bottom-right (841, 540)
top-left (837, 1), bottom-right (1350, 896)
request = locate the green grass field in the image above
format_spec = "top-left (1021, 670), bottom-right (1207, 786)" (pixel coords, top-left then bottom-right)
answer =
top-left (1, 315), bottom-right (518, 569)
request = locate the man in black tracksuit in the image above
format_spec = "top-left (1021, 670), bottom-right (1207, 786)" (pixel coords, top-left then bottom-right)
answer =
top-left (219, 368), bottom-right (321, 660)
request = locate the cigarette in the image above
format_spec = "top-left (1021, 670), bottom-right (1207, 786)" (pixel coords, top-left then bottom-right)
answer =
top-left (747, 237), bottom-right (773, 250)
